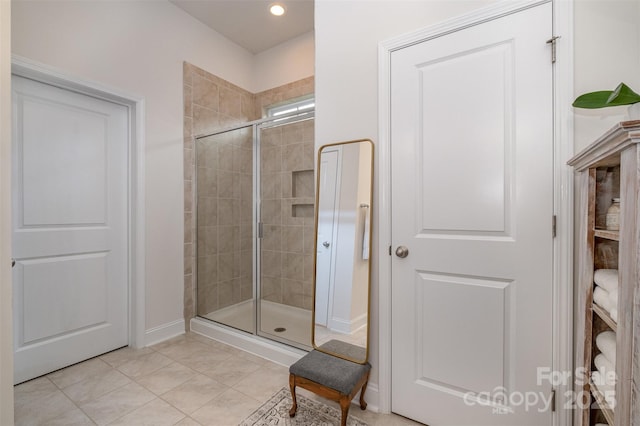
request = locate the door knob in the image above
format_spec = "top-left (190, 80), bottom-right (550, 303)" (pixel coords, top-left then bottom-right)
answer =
top-left (323, 241), bottom-right (330, 248)
top-left (395, 246), bottom-right (409, 258)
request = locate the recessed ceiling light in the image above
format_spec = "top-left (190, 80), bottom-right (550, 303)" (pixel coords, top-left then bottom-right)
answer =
top-left (270, 3), bottom-right (286, 16)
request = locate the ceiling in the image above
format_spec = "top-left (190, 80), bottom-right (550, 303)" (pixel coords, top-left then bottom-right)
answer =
top-left (170, 0), bottom-right (314, 54)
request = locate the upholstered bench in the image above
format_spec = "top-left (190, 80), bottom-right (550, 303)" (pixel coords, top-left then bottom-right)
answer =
top-left (289, 345), bottom-right (371, 426)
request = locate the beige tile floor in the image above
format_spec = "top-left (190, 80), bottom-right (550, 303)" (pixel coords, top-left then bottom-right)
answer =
top-left (14, 332), bottom-right (422, 426)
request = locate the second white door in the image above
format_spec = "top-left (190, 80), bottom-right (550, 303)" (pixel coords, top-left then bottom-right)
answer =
top-left (12, 75), bottom-right (129, 383)
top-left (391, 3), bottom-right (554, 425)
top-left (315, 147), bottom-right (341, 326)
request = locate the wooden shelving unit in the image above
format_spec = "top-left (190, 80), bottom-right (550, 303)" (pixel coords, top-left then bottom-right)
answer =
top-left (568, 121), bottom-right (640, 426)
top-left (589, 378), bottom-right (616, 425)
top-left (594, 229), bottom-right (620, 242)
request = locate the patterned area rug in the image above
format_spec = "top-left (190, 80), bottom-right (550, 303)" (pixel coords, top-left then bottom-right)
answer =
top-left (239, 388), bottom-right (368, 426)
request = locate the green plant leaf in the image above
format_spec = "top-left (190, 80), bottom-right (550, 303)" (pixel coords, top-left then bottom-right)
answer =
top-left (572, 91), bottom-right (615, 109)
top-left (573, 83), bottom-right (640, 109)
top-left (605, 83), bottom-right (640, 105)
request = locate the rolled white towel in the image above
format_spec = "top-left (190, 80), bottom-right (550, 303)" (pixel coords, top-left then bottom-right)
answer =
top-left (594, 353), bottom-right (616, 379)
top-left (610, 308), bottom-right (618, 322)
top-left (593, 286), bottom-right (612, 312)
top-left (609, 287), bottom-right (618, 308)
top-left (596, 331), bottom-right (616, 364)
top-left (594, 269), bottom-right (619, 292)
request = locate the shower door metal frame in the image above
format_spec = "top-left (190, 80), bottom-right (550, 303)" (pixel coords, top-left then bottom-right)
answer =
top-left (193, 110), bottom-right (314, 351)
top-left (193, 122), bottom-right (255, 334)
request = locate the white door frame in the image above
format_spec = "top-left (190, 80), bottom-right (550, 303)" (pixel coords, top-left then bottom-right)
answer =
top-left (377, 1), bottom-right (574, 425)
top-left (10, 55), bottom-right (146, 349)
top-left (1, 2), bottom-right (13, 423)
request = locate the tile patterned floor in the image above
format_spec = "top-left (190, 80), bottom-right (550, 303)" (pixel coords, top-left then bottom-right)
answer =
top-left (14, 332), bottom-right (422, 426)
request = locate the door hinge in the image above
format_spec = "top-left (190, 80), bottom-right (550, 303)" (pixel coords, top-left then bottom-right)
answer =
top-left (551, 389), bottom-right (556, 412)
top-left (258, 222), bottom-right (264, 239)
top-left (546, 36), bottom-right (561, 64)
top-left (552, 215), bottom-right (557, 238)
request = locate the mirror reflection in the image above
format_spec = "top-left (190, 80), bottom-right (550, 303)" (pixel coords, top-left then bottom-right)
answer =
top-left (312, 139), bottom-right (373, 363)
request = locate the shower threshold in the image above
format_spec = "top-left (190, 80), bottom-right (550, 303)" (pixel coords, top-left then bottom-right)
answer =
top-left (190, 316), bottom-right (306, 367)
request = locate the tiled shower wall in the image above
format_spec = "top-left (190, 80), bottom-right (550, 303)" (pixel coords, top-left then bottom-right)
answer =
top-left (259, 120), bottom-right (316, 311)
top-left (183, 61), bottom-right (314, 327)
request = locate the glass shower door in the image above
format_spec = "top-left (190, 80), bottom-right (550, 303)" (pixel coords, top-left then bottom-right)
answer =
top-left (258, 117), bottom-right (315, 348)
top-left (195, 125), bottom-right (255, 333)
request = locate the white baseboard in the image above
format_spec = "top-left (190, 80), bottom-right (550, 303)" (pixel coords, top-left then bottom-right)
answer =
top-left (144, 319), bottom-right (185, 347)
top-left (328, 312), bottom-right (367, 335)
top-left (361, 383), bottom-right (380, 413)
top-left (350, 313), bottom-right (367, 334)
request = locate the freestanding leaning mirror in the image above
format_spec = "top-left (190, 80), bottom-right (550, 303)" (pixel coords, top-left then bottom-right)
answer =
top-left (311, 139), bottom-right (374, 364)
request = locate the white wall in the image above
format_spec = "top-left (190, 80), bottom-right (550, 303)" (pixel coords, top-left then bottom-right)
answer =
top-left (573, 0), bottom-right (640, 151)
top-left (253, 31), bottom-right (315, 93)
top-left (351, 142), bottom-right (372, 322)
top-left (11, 0), bottom-right (257, 334)
top-left (315, 0), bottom-right (498, 399)
top-left (0, 0), bottom-right (14, 423)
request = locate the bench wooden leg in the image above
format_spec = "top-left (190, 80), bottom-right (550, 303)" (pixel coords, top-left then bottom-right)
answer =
top-left (359, 371), bottom-right (370, 410)
top-left (289, 374), bottom-right (298, 417)
top-left (339, 397), bottom-right (351, 426)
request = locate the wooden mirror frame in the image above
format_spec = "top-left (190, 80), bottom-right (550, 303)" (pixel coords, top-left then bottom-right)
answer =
top-left (311, 139), bottom-right (374, 364)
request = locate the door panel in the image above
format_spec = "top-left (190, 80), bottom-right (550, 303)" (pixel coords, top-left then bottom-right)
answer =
top-left (418, 42), bottom-right (511, 234)
top-left (20, 95), bottom-right (107, 225)
top-left (315, 147), bottom-right (340, 326)
top-left (19, 253), bottom-right (109, 343)
top-left (417, 272), bottom-right (511, 394)
top-left (12, 75), bottom-right (128, 384)
top-left (391, 4), bottom-right (553, 425)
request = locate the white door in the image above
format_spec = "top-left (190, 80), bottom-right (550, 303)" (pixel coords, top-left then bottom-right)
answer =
top-left (315, 147), bottom-right (341, 326)
top-left (12, 75), bottom-right (129, 384)
top-left (391, 4), bottom-right (553, 425)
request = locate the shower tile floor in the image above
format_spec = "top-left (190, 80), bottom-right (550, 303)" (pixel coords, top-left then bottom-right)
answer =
top-left (13, 332), bottom-right (422, 426)
top-left (202, 300), bottom-right (369, 351)
top-left (202, 300), bottom-right (312, 348)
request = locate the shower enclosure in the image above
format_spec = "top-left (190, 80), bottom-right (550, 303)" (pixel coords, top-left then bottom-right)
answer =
top-left (194, 110), bottom-right (315, 350)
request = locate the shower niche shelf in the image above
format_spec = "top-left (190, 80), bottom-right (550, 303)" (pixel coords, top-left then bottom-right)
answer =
top-left (290, 169), bottom-right (315, 218)
top-left (291, 197), bottom-right (314, 218)
top-left (292, 169), bottom-right (314, 198)
top-left (292, 204), bottom-right (314, 218)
